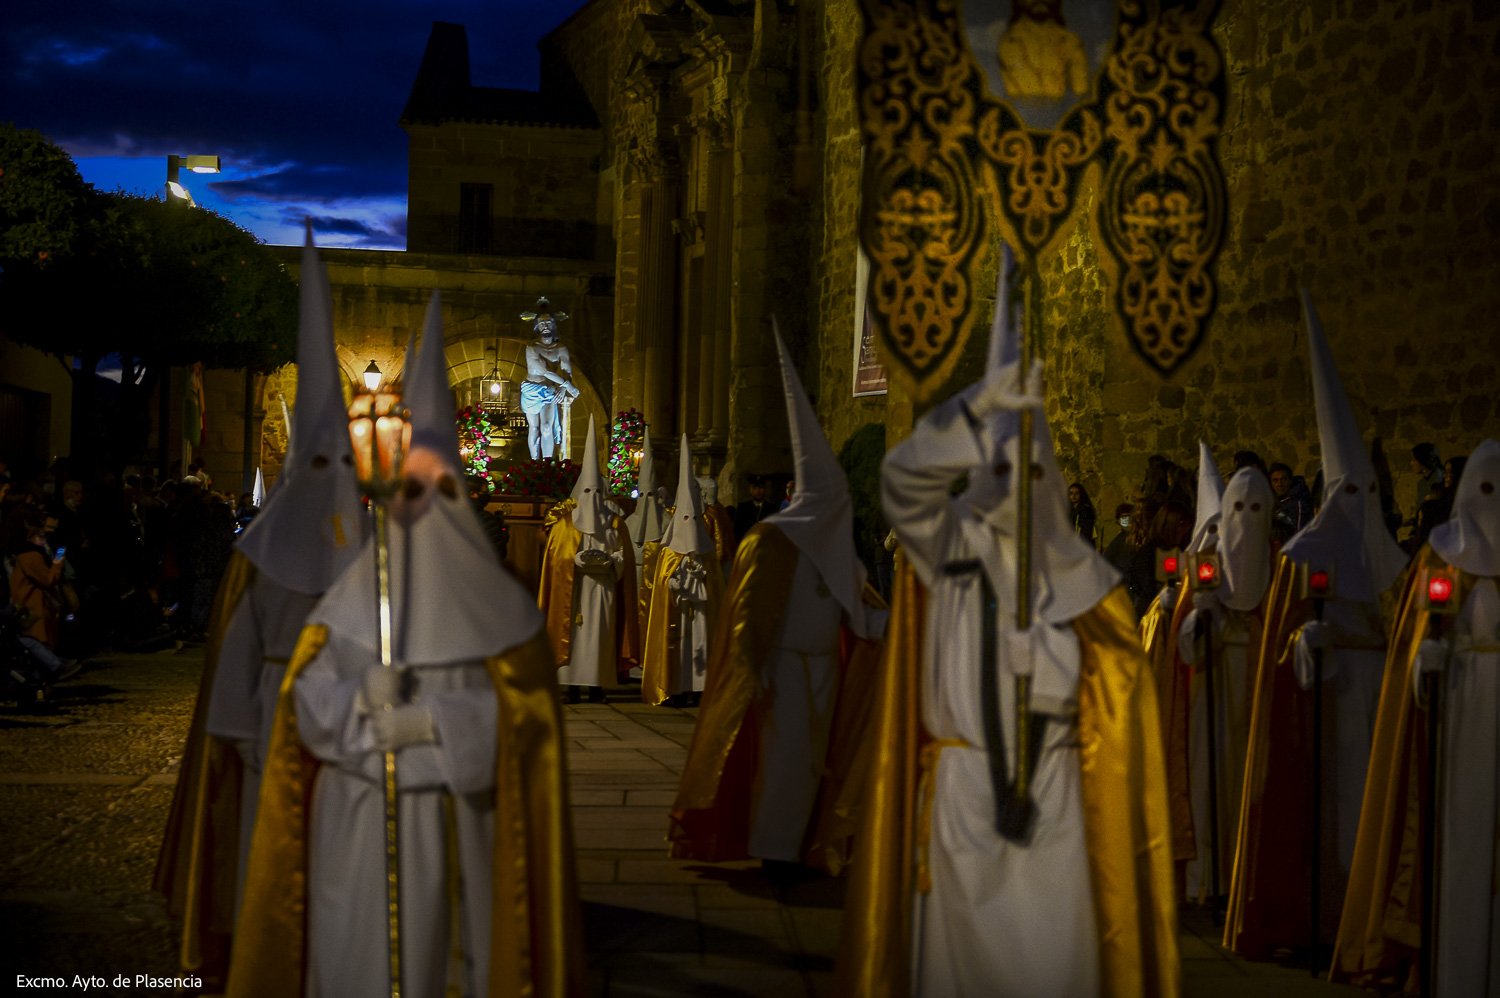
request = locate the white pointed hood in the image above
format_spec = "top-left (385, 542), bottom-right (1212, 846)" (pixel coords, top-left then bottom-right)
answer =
top-left (310, 290), bottom-right (543, 665)
top-left (1186, 441), bottom-right (1226, 554)
top-left (696, 476), bottom-right (719, 506)
top-left (663, 434), bottom-right (714, 555)
top-left (764, 320), bottom-right (873, 637)
top-left (1281, 289), bottom-right (1409, 602)
top-left (570, 416), bottom-right (607, 536)
top-left (951, 243), bottom-right (1117, 623)
top-left (624, 425), bottom-right (666, 547)
top-left (1219, 467), bottom-right (1275, 611)
top-left (235, 225), bottom-right (364, 595)
top-left (251, 468), bottom-right (265, 507)
top-left (1431, 438), bottom-right (1500, 577)
top-left (961, 243), bottom-right (1023, 516)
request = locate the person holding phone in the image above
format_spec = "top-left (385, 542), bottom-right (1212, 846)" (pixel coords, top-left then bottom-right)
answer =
top-left (7, 514), bottom-right (65, 649)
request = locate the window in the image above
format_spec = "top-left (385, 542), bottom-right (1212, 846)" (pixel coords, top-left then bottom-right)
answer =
top-left (458, 183), bottom-right (493, 253)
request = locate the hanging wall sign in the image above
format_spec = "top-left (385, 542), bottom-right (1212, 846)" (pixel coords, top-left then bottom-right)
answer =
top-left (858, 0), bottom-right (1226, 395)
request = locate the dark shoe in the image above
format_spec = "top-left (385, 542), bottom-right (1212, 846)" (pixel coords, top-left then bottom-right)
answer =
top-left (586, 687), bottom-right (607, 704)
top-left (689, 692), bottom-right (702, 707)
top-left (563, 685), bottom-right (582, 704)
top-left (52, 660), bottom-right (82, 683)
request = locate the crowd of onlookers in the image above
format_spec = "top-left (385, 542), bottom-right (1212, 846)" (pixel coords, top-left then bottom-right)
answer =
top-left (2, 455), bottom-right (252, 694)
top-left (1063, 442), bottom-right (1475, 621)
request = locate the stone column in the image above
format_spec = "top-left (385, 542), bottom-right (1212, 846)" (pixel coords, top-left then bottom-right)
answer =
top-left (635, 169), bottom-right (679, 441)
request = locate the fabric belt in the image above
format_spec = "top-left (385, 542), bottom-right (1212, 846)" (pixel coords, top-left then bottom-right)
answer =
top-left (942, 559), bottom-right (1044, 845)
top-left (263, 655), bottom-right (291, 666)
top-left (917, 738), bottom-right (969, 895)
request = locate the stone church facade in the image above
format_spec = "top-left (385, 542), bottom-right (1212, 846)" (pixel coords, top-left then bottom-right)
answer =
top-left (219, 0), bottom-right (1495, 529)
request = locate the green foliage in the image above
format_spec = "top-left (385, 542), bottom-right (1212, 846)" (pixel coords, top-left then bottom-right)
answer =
top-left (607, 408), bottom-right (646, 495)
top-left (836, 421), bottom-right (889, 576)
top-left (0, 122), bottom-right (90, 267)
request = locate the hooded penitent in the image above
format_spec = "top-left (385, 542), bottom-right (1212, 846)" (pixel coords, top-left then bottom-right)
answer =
top-left (1186, 441), bottom-right (1226, 555)
top-left (664, 436), bottom-right (714, 556)
top-left (1280, 289), bottom-right (1409, 603)
top-left (226, 289), bottom-right (580, 998)
top-left (696, 476), bottom-right (718, 506)
top-left (571, 416), bottom-right (607, 537)
top-left (1218, 468), bottom-right (1275, 611)
top-left (311, 291), bottom-right (544, 664)
top-left (1430, 438), bottom-right (1500, 577)
top-left (251, 468), bottom-right (265, 508)
top-left (625, 425), bottom-right (666, 546)
top-left (957, 245), bottom-right (1118, 623)
top-left (764, 320), bottom-right (873, 635)
top-left (235, 224), bottom-right (363, 593)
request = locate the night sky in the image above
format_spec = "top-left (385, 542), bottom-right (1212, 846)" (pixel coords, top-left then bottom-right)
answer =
top-left (2, 1), bottom-right (579, 250)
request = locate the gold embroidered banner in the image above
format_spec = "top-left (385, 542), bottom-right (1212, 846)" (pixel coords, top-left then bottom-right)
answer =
top-left (858, 0), bottom-right (1226, 394)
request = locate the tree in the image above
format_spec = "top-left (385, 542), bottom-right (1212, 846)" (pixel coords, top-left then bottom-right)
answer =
top-left (0, 127), bottom-right (296, 468)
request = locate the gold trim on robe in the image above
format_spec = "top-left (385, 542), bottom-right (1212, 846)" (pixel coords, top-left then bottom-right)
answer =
top-left (669, 524), bottom-right (800, 861)
top-left (225, 625), bottom-right (585, 998)
top-left (538, 499), bottom-right (641, 676)
top-left (1140, 591), bottom-right (1197, 864)
top-left (639, 548), bottom-right (727, 706)
top-left (835, 558), bottom-right (1181, 998)
top-left (153, 550), bottom-right (256, 982)
top-left (639, 540), bottom-right (662, 647)
top-left (703, 503), bottom-right (737, 572)
top-left (667, 523), bottom-right (886, 868)
top-left (1331, 545), bottom-right (1466, 990)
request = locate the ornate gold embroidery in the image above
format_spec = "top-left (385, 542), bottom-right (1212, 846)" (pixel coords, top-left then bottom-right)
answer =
top-left (858, 0), bottom-right (1227, 391)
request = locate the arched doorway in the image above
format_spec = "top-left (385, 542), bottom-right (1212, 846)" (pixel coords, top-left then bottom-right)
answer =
top-left (443, 337), bottom-right (610, 474)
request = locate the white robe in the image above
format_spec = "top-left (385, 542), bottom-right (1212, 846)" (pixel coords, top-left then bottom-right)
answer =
top-left (746, 553), bottom-right (843, 862)
top-left (883, 407), bottom-right (1099, 998)
top-left (663, 554), bottom-right (711, 696)
top-left (295, 631), bottom-right (498, 998)
top-left (1435, 578), bottom-right (1500, 998)
top-left (203, 572), bottom-right (320, 907)
top-left (1176, 606), bottom-right (1254, 901)
top-left (1296, 596), bottom-right (1386, 889)
top-left (558, 527), bottom-right (623, 688)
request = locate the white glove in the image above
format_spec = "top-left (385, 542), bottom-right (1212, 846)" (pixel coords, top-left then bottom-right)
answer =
top-left (1191, 589), bottom-right (1220, 614)
top-left (1005, 627), bottom-right (1037, 677)
top-left (362, 665), bottom-right (404, 710)
top-left (1177, 612), bottom-right (1202, 666)
top-left (1158, 584), bottom-right (1178, 614)
top-left (970, 360), bottom-right (1046, 418)
top-left (1411, 638), bottom-right (1450, 702)
top-left (370, 704), bottom-right (436, 751)
top-left (1293, 620), bottom-right (1334, 690)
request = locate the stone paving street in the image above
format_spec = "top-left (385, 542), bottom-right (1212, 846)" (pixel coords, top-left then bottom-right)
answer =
top-left (2, 647), bottom-right (1365, 996)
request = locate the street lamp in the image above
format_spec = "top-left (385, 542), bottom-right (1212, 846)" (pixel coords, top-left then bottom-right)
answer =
top-left (363, 360), bottom-right (383, 392)
top-left (165, 154), bottom-right (221, 205)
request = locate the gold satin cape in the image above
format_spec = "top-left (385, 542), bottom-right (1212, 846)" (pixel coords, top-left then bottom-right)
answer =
top-left (224, 625), bottom-right (585, 998)
top-left (667, 523), bottom-right (885, 870)
top-left (835, 556), bottom-right (1181, 998)
top-left (537, 499), bottom-right (640, 677)
top-left (639, 547), bottom-right (727, 706)
top-left (1331, 545), bottom-right (1468, 990)
top-left (1140, 590), bottom-right (1196, 864)
top-left (153, 550), bottom-right (256, 982)
top-left (703, 503), bottom-right (737, 572)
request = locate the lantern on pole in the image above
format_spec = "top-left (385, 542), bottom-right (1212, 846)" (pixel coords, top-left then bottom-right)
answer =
top-left (346, 381), bottom-right (411, 998)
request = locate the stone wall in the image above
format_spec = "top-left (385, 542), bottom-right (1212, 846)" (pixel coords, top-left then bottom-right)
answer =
top-left (405, 121), bottom-right (604, 257)
top-left (813, 0), bottom-right (1500, 535)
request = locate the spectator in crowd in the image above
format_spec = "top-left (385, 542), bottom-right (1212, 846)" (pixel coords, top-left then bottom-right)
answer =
top-left (1102, 502), bottom-right (1135, 573)
top-left (1141, 454), bottom-right (1170, 500)
top-left (1068, 482), bottom-right (1097, 548)
top-left (779, 478), bottom-right (794, 511)
top-left (7, 512), bottom-right (65, 650)
top-left (1121, 494), bottom-right (1165, 619)
top-left (1233, 450), bottom-right (1267, 475)
top-left (1410, 443), bottom-right (1444, 509)
top-left (1268, 461), bottom-right (1313, 542)
top-left (1166, 462), bottom-right (1197, 512)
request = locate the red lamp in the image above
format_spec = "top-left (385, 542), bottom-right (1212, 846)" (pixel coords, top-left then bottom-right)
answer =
top-left (1165, 556), bottom-right (1179, 574)
top-left (1422, 569), bottom-right (1460, 615)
